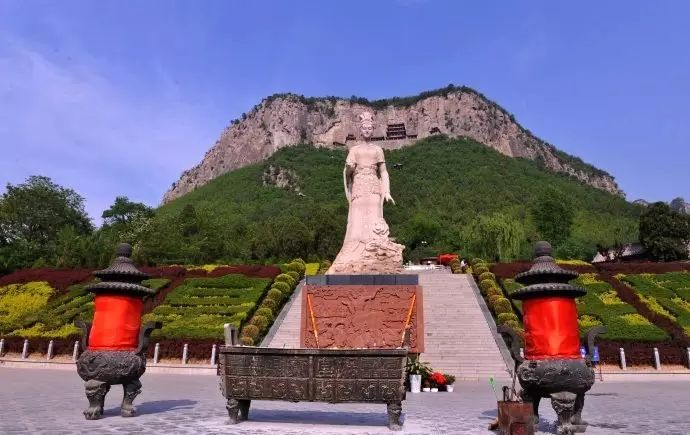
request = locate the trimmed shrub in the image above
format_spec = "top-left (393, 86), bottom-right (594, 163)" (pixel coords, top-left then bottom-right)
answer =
top-left (271, 281), bottom-right (291, 295)
top-left (497, 313), bottom-right (519, 325)
top-left (287, 271), bottom-right (300, 282)
top-left (480, 279), bottom-right (496, 292)
top-left (285, 262), bottom-right (305, 276)
top-left (479, 272), bottom-right (496, 282)
top-left (317, 260), bottom-right (332, 274)
top-left (475, 265), bottom-right (490, 275)
top-left (488, 294), bottom-right (502, 307)
top-left (504, 320), bottom-right (521, 331)
top-left (275, 273), bottom-right (296, 287)
top-left (249, 315), bottom-right (269, 330)
top-left (266, 288), bottom-right (284, 303)
top-left (241, 324), bottom-right (259, 340)
top-left (239, 336), bottom-right (254, 346)
top-left (493, 298), bottom-right (512, 314)
top-left (471, 258), bottom-right (485, 265)
top-left (260, 298), bottom-right (278, 311)
top-left (485, 287), bottom-right (502, 298)
top-left (255, 307), bottom-right (274, 321)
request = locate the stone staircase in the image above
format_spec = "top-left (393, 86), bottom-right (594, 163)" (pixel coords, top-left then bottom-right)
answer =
top-left (263, 283), bottom-right (303, 348)
top-left (263, 273), bottom-right (512, 381)
top-left (418, 273), bottom-right (511, 381)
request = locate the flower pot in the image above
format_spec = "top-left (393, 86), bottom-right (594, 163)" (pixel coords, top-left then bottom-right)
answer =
top-left (422, 387), bottom-right (431, 392)
top-left (430, 387), bottom-right (439, 392)
top-left (446, 384), bottom-right (454, 393)
top-left (409, 374), bottom-right (421, 393)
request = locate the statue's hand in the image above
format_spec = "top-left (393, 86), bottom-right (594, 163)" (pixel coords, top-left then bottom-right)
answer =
top-left (383, 193), bottom-right (395, 205)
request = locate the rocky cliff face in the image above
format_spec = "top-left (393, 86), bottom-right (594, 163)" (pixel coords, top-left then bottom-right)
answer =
top-left (163, 87), bottom-right (622, 203)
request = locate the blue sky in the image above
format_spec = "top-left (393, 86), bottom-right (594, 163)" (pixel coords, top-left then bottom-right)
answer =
top-left (1, 1), bottom-right (688, 223)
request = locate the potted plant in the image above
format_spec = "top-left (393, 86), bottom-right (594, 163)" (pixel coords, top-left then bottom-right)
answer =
top-left (429, 371), bottom-right (446, 392)
top-left (422, 378), bottom-right (431, 392)
top-left (405, 356), bottom-right (431, 394)
top-left (444, 374), bottom-right (456, 392)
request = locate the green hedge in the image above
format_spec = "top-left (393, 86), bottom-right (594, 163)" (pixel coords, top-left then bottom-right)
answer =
top-left (145, 274), bottom-right (271, 340)
top-left (621, 273), bottom-right (690, 337)
top-left (574, 274), bottom-right (669, 342)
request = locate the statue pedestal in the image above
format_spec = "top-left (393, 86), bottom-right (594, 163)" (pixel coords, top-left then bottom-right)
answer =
top-left (300, 275), bottom-right (424, 353)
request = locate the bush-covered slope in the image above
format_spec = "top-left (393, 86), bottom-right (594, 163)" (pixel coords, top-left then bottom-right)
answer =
top-left (145, 136), bottom-right (640, 263)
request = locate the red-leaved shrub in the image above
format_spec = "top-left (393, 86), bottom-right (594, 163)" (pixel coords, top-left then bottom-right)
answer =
top-left (0, 268), bottom-right (93, 293)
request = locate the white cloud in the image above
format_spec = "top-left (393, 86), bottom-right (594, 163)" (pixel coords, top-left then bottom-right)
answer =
top-left (0, 36), bottom-right (219, 223)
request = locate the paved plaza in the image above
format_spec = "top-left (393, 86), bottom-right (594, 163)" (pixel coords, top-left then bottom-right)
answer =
top-left (0, 367), bottom-right (687, 434)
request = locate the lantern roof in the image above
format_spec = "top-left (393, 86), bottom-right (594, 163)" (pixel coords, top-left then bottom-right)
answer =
top-left (88, 243), bottom-right (155, 296)
top-left (510, 241), bottom-right (586, 300)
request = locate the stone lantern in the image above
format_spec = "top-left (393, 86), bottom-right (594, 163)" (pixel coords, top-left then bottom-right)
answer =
top-left (75, 243), bottom-right (161, 420)
top-left (499, 241), bottom-right (604, 435)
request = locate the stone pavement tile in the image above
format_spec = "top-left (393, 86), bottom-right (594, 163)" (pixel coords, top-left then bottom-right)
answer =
top-left (1, 367), bottom-right (688, 434)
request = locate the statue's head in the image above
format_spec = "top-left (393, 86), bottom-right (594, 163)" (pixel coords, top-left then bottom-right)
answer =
top-left (358, 111), bottom-right (374, 140)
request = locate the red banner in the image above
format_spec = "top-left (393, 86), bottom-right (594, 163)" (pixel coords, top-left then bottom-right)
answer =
top-left (523, 297), bottom-right (581, 360)
top-left (88, 295), bottom-right (142, 351)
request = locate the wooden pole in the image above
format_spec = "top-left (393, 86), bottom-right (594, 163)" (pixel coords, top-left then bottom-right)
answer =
top-left (307, 293), bottom-right (319, 348)
top-left (400, 293), bottom-right (417, 347)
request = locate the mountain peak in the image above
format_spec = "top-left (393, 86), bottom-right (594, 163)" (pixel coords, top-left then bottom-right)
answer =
top-left (163, 85), bottom-right (621, 203)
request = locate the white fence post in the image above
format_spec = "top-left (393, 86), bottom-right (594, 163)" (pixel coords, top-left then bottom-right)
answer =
top-left (210, 344), bottom-right (217, 366)
top-left (47, 340), bottom-right (54, 360)
top-left (21, 339), bottom-right (29, 359)
top-left (687, 348), bottom-right (690, 370)
top-left (72, 341), bottom-right (80, 362)
top-left (153, 343), bottom-right (160, 364)
top-left (182, 343), bottom-right (188, 365)
top-left (519, 347), bottom-right (524, 359)
top-left (0, 338), bottom-right (4, 357)
top-left (653, 347), bottom-right (661, 370)
top-left (619, 347), bottom-right (626, 371)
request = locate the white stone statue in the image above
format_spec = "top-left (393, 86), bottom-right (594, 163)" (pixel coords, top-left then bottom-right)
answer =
top-left (328, 112), bottom-right (404, 274)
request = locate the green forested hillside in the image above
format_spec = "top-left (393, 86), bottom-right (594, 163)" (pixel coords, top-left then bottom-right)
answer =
top-left (139, 136), bottom-right (640, 264)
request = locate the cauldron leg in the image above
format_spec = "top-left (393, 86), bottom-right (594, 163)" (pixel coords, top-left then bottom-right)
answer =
top-left (121, 379), bottom-right (142, 417)
top-left (226, 398), bottom-right (241, 424)
top-left (84, 379), bottom-right (109, 420)
top-left (238, 399), bottom-right (251, 421)
top-left (571, 392), bottom-right (588, 431)
top-left (550, 391), bottom-right (577, 435)
top-left (387, 401), bottom-right (403, 431)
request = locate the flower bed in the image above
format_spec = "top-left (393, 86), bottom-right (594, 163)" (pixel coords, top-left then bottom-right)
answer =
top-left (0, 269), bottom-right (92, 293)
top-left (573, 274), bottom-right (668, 342)
top-left (620, 272), bottom-right (690, 337)
top-left (144, 274), bottom-right (271, 340)
top-left (0, 282), bottom-right (55, 334)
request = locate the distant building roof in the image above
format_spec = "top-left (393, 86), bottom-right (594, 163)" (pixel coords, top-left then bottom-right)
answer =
top-left (592, 243), bottom-right (646, 263)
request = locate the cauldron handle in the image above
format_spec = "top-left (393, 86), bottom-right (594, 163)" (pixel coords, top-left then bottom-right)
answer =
top-left (74, 320), bottom-right (91, 350)
top-left (584, 325), bottom-right (606, 360)
top-left (497, 325), bottom-right (524, 365)
top-left (136, 321), bottom-right (162, 355)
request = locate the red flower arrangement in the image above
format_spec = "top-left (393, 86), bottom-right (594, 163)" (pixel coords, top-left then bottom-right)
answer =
top-left (429, 371), bottom-right (446, 387)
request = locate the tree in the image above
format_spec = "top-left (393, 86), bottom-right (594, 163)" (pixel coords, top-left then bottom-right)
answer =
top-left (532, 189), bottom-right (574, 248)
top-left (670, 197), bottom-right (689, 215)
top-left (639, 202), bottom-right (690, 261)
top-left (463, 212), bottom-right (525, 261)
top-left (0, 176), bottom-right (93, 271)
top-left (101, 196), bottom-right (153, 226)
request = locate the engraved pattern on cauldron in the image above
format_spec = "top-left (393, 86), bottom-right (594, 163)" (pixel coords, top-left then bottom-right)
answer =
top-left (76, 350), bottom-right (145, 383)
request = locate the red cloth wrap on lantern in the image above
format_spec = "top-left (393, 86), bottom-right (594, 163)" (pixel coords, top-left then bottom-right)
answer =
top-left (523, 297), bottom-right (580, 360)
top-left (88, 295), bottom-right (142, 351)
